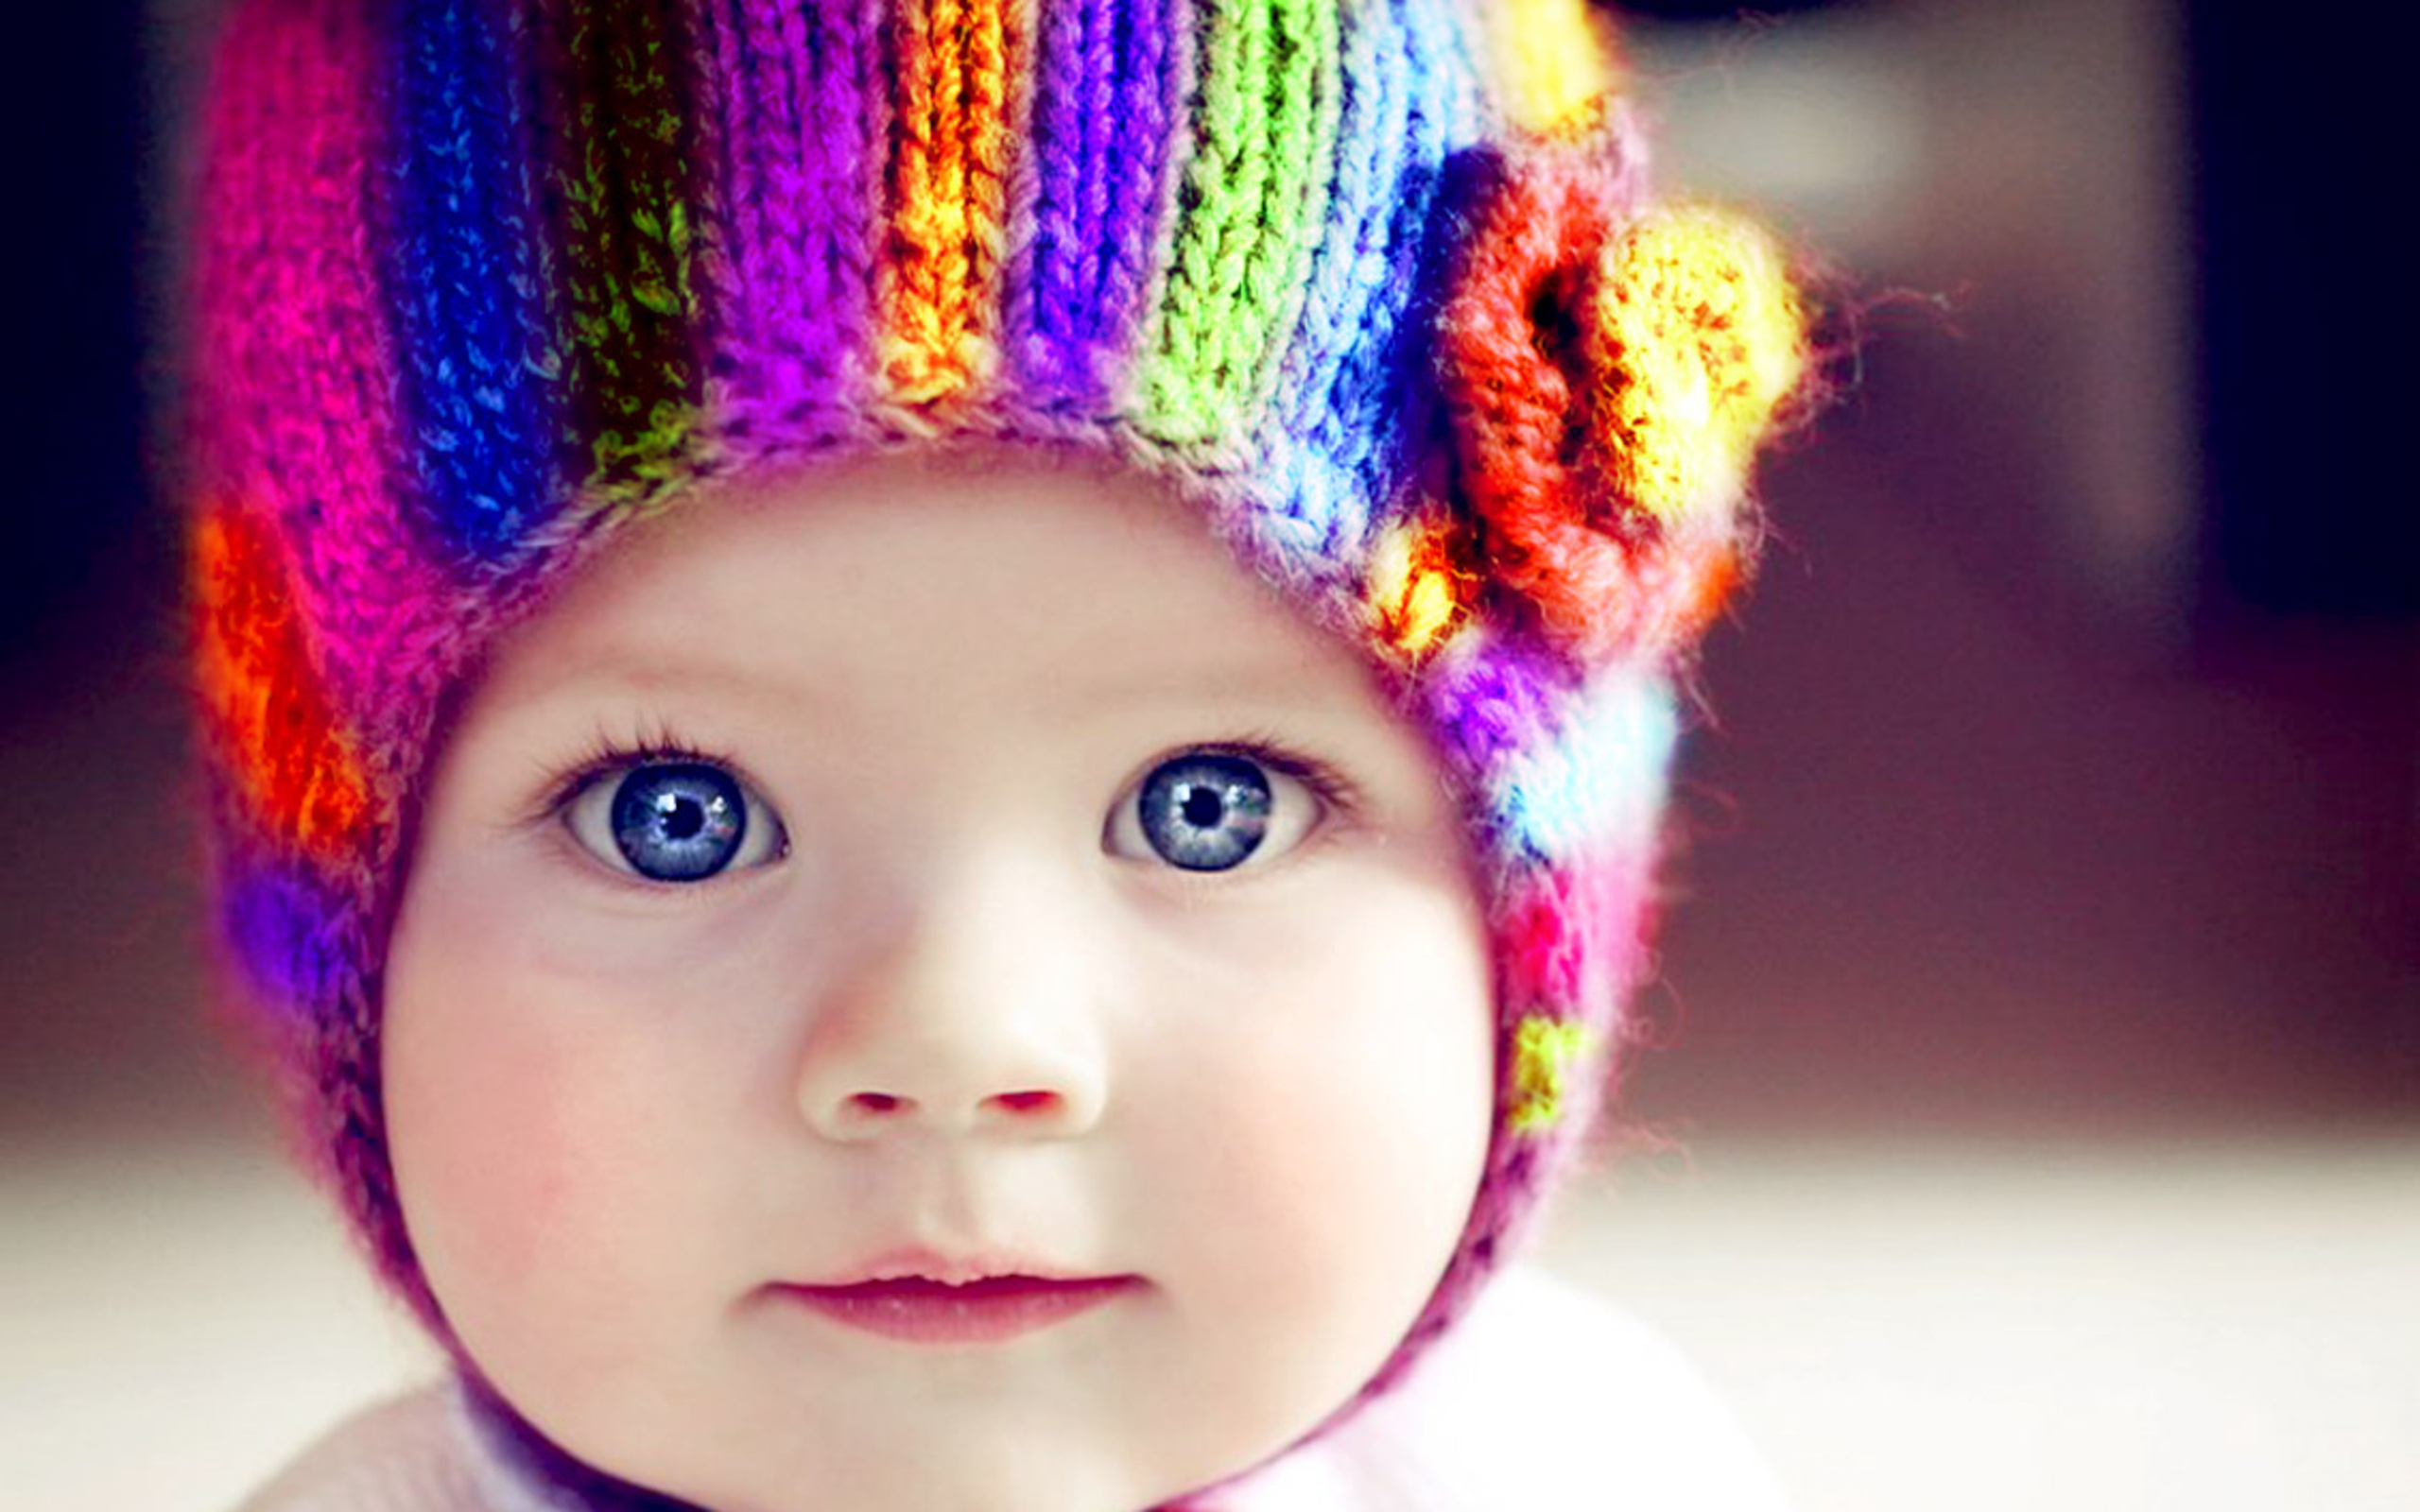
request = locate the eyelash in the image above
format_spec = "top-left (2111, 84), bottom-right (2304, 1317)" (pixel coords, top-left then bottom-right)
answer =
top-left (521, 720), bottom-right (1367, 862)
top-left (1161, 730), bottom-right (1365, 824)
top-left (521, 717), bottom-right (749, 833)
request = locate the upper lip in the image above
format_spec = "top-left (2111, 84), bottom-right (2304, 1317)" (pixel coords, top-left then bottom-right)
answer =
top-left (789, 1247), bottom-right (1121, 1290)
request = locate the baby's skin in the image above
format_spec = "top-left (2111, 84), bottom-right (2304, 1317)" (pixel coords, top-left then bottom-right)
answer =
top-left (384, 453), bottom-right (1497, 1512)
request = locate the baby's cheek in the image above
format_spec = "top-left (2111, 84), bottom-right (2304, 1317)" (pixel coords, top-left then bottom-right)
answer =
top-left (386, 981), bottom-right (585, 1298)
top-left (383, 887), bottom-right (692, 1366)
top-left (1142, 859), bottom-right (1495, 1304)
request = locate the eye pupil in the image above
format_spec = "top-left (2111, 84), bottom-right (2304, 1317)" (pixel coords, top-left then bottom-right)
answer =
top-left (1137, 755), bottom-right (1274, 872)
top-left (1179, 784), bottom-right (1224, 829)
top-left (655, 792), bottom-right (707, 841)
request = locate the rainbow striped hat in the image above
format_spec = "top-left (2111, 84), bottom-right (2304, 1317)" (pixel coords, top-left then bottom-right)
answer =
top-left (184, 0), bottom-right (1808, 1417)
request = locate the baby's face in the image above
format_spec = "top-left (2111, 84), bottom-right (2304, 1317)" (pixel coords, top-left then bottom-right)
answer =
top-left (382, 455), bottom-right (1495, 1512)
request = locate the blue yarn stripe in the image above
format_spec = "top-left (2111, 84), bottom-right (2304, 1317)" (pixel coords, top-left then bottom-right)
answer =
top-left (1314, 0), bottom-right (1478, 485)
top-left (1243, 0), bottom-right (1478, 581)
top-left (1010, 0), bottom-right (1184, 412)
top-left (1495, 669), bottom-right (1677, 865)
top-left (392, 0), bottom-right (562, 561)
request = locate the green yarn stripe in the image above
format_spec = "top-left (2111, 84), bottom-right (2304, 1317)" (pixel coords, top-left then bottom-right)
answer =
top-left (1136, 0), bottom-right (1340, 447)
top-left (549, 0), bottom-right (703, 507)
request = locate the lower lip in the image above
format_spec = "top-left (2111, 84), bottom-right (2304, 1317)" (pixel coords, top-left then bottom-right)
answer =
top-left (774, 1275), bottom-right (1142, 1345)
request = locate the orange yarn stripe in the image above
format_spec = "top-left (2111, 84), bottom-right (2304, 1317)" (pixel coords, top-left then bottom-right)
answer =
top-left (192, 505), bottom-right (372, 859)
top-left (880, 0), bottom-right (1026, 407)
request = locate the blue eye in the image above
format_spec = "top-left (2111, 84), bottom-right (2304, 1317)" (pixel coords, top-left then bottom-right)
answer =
top-left (1111, 751), bottom-right (1319, 873)
top-left (564, 761), bottom-right (786, 883)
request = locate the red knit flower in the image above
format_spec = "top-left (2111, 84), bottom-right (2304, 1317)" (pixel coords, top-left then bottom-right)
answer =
top-left (1436, 125), bottom-right (1807, 662)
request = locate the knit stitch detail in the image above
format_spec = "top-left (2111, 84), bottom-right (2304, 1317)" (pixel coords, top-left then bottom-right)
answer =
top-left (1431, 115), bottom-right (1810, 662)
top-left (542, 0), bottom-right (705, 505)
top-left (190, 0), bottom-right (455, 737)
top-left (690, 0), bottom-right (886, 450)
top-left (878, 0), bottom-right (1031, 411)
top-left (1507, 1015), bottom-right (1596, 1133)
top-left (393, 0), bottom-right (564, 561)
top-left (1364, 505), bottom-right (1480, 665)
top-left (1136, 0), bottom-right (1338, 447)
top-left (1005, 0), bottom-right (1184, 415)
top-left (192, 505), bottom-right (374, 861)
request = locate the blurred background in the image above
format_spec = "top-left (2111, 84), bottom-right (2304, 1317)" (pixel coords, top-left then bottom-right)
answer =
top-left (9, 1), bottom-right (2415, 1508)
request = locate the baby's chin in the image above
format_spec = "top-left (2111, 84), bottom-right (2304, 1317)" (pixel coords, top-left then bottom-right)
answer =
top-left (509, 1364), bottom-right (1318, 1512)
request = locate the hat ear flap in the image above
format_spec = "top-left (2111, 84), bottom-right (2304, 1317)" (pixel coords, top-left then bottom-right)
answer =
top-left (1436, 140), bottom-right (1808, 662)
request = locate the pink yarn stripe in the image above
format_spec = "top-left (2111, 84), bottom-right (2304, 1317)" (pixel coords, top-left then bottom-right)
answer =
top-left (191, 0), bottom-right (447, 737)
top-left (1496, 850), bottom-right (1652, 1019)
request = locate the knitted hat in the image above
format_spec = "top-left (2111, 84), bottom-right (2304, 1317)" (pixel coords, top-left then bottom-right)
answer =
top-left (185, 0), bottom-right (1807, 1454)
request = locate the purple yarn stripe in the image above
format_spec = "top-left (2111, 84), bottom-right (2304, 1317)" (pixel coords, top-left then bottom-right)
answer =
top-left (222, 859), bottom-right (356, 1024)
top-left (1007, 0), bottom-right (1181, 412)
top-left (1420, 631), bottom-right (1570, 776)
top-left (693, 0), bottom-right (885, 442)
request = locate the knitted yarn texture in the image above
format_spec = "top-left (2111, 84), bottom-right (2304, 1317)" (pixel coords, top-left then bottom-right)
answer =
top-left (185, 0), bottom-right (1810, 1427)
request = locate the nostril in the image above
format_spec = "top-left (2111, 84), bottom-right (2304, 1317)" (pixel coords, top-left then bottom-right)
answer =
top-left (818, 1088), bottom-right (1080, 1136)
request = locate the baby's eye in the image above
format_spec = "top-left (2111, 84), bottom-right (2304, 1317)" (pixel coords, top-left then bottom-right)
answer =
top-left (1106, 751), bottom-right (1322, 873)
top-left (562, 761), bottom-right (786, 884)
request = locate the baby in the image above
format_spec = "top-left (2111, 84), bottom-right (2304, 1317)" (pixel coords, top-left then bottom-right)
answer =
top-left (182, 1), bottom-right (1812, 1508)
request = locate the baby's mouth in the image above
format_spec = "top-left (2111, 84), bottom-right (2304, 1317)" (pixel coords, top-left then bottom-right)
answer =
top-left (771, 1273), bottom-right (1145, 1345)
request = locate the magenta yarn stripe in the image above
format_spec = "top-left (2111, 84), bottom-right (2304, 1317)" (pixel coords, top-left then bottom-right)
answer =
top-left (530, 0), bottom-right (707, 501)
top-left (1006, 0), bottom-right (1184, 412)
top-left (192, 0), bottom-right (449, 719)
top-left (692, 0), bottom-right (884, 441)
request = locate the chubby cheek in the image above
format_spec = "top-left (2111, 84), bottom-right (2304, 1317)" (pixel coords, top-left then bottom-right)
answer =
top-left (1131, 853), bottom-right (1496, 1386)
top-left (381, 860), bottom-right (728, 1384)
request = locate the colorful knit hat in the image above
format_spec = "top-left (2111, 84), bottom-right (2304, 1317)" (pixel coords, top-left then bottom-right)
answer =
top-left (184, 0), bottom-right (1809, 1450)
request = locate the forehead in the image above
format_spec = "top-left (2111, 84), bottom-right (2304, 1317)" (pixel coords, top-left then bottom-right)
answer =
top-left (469, 454), bottom-right (1384, 733)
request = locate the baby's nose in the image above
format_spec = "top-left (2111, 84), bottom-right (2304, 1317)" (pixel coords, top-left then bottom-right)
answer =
top-left (793, 857), bottom-right (1109, 1143)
